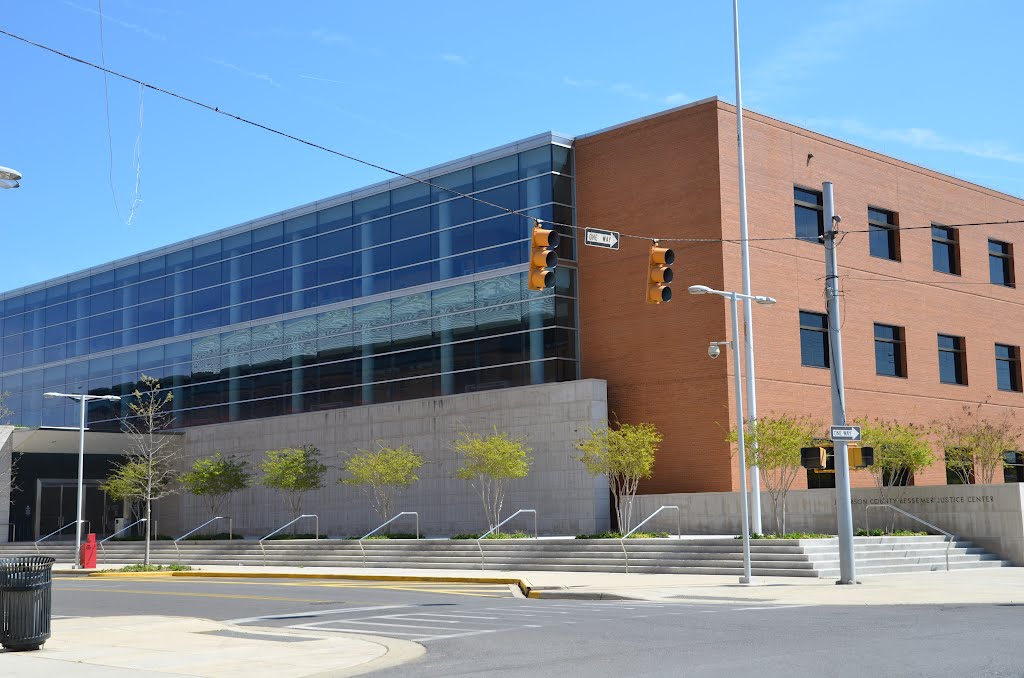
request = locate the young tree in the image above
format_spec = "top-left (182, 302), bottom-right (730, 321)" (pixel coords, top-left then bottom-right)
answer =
top-left (576, 421), bottom-right (660, 534)
top-left (341, 443), bottom-right (424, 527)
top-left (937, 404), bottom-right (1023, 485)
top-left (729, 414), bottom-right (819, 535)
top-left (453, 427), bottom-right (532, 533)
top-left (859, 418), bottom-right (935, 527)
top-left (259, 445), bottom-right (327, 524)
top-left (179, 453), bottom-right (252, 520)
top-left (106, 375), bottom-right (179, 565)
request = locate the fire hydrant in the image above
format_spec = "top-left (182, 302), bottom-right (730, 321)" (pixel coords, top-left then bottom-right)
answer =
top-left (79, 533), bottom-right (97, 569)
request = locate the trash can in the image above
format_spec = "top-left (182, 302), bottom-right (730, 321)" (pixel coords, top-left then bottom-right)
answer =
top-left (0, 556), bottom-right (55, 651)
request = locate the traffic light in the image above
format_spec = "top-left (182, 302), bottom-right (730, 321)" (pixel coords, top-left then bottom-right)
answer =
top-left (849, 446), bottom-right (874, 469)
top-left (801, 446), bottom-right (833, 470)
top-left (528, 220), bottom-right (560, 291)
top-left (647, 241), bottom-right (674, 304)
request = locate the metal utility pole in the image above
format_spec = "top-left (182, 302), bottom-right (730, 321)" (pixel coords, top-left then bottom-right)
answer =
top-left (732, 0), bottom-right (762, 534)
top-left (822, 182), bottom-right (858, 584)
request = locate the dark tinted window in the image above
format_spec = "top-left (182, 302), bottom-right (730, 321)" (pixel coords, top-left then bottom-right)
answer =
top-left (799, 311), bottom-right (829, 368)
top-left (996, 343), bottom-right (1021, 392)
top-left (938, 334), bottom-right (967, 384)
top-left (794, 187), bottom-right (824, 243)
top-left (932, 226), bottom-right (960, 275)
top-left (874, 323), bottom-right (905, 377)
top-left (868, 207), bottom-right (899, 261)
top-left (989, 239), bottom-right (1014, 287)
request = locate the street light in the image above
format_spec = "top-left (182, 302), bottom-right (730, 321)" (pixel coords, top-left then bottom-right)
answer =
top-left (43, 392), bottom-right (121, 568)
top-left (0, 166), bottom-right (22, 189)
top-left (688, 284), bottom-right (776, 584)
top-left (688, 285), bottom-right (773, 533)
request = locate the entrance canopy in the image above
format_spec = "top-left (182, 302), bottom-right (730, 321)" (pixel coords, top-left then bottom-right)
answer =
top-left (12, 427), bottom-right (184, 455)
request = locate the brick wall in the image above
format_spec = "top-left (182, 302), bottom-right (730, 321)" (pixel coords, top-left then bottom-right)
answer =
top-left (577, 98), bottom-right (1024, 493)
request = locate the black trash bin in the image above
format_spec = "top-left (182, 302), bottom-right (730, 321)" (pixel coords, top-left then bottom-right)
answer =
top-left (0, 556), bottom-right (55, 651)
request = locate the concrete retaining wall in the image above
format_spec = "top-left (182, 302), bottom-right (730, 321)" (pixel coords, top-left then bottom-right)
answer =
top-left (162, 380), bottom-right (611, 538)
top-left (635, 483), bottom-right (1024, 565)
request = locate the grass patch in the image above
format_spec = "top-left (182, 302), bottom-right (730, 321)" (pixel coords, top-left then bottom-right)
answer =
top-left (110, 535), bottom-right (173, 541)
top-left (739, 532), bottom-right (834, 540)
top-left (105, 563), bottom-right (193, 572)
top-left (856, 529), bottom-right (929, 537)
top-left (451, 531), bottom-right (533, 540)
top-left (359, 533), bottom-right (419, 540)
top-left (264, 533), bottom-right (320, 540)
top-left (576, 531), bottom-right (670, 539)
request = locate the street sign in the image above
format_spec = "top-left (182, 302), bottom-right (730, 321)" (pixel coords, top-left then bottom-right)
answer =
top-left (584, 227), bottom-right (620, 250)
top-left (830, 425), bottom-right (862, 442)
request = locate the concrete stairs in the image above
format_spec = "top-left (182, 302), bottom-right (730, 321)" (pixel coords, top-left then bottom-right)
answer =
top-left (0, 536), bottom-right (1010, 577)
top-left (802, 535), bottom-right (1008, 576)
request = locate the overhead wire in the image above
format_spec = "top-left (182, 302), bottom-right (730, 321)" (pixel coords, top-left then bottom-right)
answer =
top-left (2, 27), bottom-right (1023, 247)
top-left (96, 0), bottom-right (143, 225)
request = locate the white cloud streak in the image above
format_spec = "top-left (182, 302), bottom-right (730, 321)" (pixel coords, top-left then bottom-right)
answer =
top-left (440, 53), bottom-right (467, 65)
top-left (208, 59), bottom-right (280, 87)
top-left (805, 117), bottom-right (1024, 164)
top-left (62, 0), bottom-right (166, 40)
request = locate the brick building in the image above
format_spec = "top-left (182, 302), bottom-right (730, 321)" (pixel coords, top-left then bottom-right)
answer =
top-left (577, 97), bottom-right (1024, 494)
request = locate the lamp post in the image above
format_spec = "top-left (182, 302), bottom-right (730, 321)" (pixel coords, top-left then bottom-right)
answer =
top-left (0, 166), bottom-right (22, 189)
top-left (689, 284), bottom-right (776, 584)
top-left (43, 392), bottom-right (121, 568)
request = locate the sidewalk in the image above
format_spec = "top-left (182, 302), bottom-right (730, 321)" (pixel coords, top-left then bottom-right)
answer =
top-left (1, 615), bottom-right (424, 678)
top-left (56, 562), bottom-right (1024, 605)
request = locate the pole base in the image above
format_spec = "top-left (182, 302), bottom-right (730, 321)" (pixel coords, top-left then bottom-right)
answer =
top-left (739, 576), bottom-right (756, 585)
top-left (835, 579), bottom-right (862, 585)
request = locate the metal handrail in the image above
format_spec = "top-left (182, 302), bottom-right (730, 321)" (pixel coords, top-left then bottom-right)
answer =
top-left (477, 509), bottom-right (537, 570)
top-left (359, 512), bottom-right (420, 567)
top-left (864, 503), bottom-right (954, 571)
top-left (619, 506), bottom-right (680, 573)
top-left (0, 522), bottom-right (14, 543)
top-left (98, 518), bottom-right (148, 554)
top-left (173, 516), bottom-right (234, 558)
top-left (34, 520), bottom-right (83, 554)
top-left (259, 514), bottom-right (319, 566)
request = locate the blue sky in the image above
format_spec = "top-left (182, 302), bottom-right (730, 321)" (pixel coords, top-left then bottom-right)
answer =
top-left (2, 0), bottom-right (1022, 291)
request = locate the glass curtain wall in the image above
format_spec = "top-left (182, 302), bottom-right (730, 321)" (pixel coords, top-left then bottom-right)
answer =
top-left (0, 143), bottom-right (578, 430)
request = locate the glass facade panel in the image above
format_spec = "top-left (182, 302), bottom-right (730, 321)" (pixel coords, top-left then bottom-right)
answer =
top-left (0, 144), bottom-right (576, 429)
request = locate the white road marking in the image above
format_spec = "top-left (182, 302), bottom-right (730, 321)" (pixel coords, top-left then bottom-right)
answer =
top-left (225, 604), bottom-right (411, 625)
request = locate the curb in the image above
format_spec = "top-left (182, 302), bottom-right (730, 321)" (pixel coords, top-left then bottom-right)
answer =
top-left (527, 589), bottom-right (641, 601)
top-left (74, 569), bottom-right (535, 597)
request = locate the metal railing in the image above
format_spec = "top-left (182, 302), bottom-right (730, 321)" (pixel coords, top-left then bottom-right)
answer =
top-left (864, 504), bottom-right (954, 571)
top-left (359, 512), bottom-right (419, 567)
top-left (477, 509), bottom-right (537, 570)
top-left (34, 520), bottom-right (85, 554)
top-left (98, 518), bottom-right (148, 554)
top-left (259, 514), bottom-right (319, 566)
top-left (0, 522), bottom-right (14, 543)
top-left (619, 506), bottom-right (680, 573)
top-left (173, 516), bottom-right (234, 558)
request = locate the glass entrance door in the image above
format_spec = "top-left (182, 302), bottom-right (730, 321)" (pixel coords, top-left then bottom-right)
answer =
top-left (36, 481), bottom-right (109, 540)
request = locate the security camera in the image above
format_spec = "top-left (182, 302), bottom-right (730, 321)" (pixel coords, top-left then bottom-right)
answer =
top-left (707, 343), bottom-right (721, 359)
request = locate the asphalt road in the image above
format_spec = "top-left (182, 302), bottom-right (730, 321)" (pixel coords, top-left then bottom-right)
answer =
top-left (53, 577), bottom-right (1024, 678)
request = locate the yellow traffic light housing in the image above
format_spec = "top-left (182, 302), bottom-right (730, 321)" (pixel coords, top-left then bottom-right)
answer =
top-left (647, 241), bottom-right (675, 304)
top-left (528, 220), bottom-right (560, 291)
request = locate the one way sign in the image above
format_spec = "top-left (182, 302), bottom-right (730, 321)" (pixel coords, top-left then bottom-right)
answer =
top-left (584, 228), bottom-right (620, 250)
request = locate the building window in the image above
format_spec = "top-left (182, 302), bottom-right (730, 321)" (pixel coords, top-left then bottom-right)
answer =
top-left (794, 187), bottom-right (824, 243)
top-left (1004, 451), bottom-right (1024, 483)
top-left (989, 239), bottom-right (1015, 287)
top-left (938, 334), bottom-right (967, 385)
top-left (868, 207), bottom-right (900, 261)
top-left (932, 225), bottom-right (960, 275)
top-left (806, 470), bottom-right (836, 489)
top-left (874, 323), bottom-right (906, 377)
top-left (995, 343), bottom-right (1022, 392)
top-left (945, 449), bottom-right (975, 485)
top-left (799, 311), bottom-right (829, 368)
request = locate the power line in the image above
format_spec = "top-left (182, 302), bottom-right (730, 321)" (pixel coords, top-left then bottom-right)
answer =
top-left (3, 28), bottom-right (1024, 248)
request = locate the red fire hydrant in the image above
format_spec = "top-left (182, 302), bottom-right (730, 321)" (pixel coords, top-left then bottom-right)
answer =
top-left (80, 533), bottom-right (97, 569)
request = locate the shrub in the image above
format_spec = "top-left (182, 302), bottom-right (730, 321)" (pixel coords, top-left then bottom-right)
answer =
top-left (575, 531), bottom-right (669, 539)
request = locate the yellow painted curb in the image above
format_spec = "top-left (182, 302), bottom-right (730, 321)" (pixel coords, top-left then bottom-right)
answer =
top-left (80, 569), bottom-right (533, 596)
